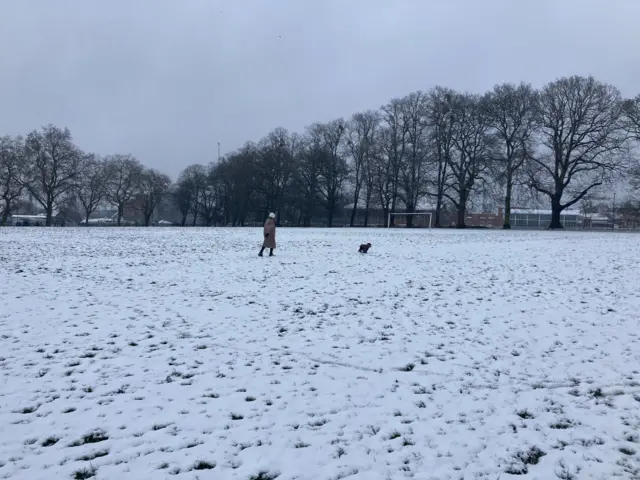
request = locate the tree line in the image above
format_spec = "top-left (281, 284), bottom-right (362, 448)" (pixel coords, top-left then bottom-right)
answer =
top-left (2, 74), bottom-right (640, 229)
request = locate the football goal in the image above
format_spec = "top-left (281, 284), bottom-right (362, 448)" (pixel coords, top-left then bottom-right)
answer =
top-left (387, 212), bottom-right (433, 228)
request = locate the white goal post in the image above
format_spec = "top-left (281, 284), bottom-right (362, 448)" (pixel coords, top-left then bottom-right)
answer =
top-left (387, 212), bottom-right (433, 228)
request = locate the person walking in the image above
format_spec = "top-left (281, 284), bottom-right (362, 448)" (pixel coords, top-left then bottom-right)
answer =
top-left (259, 212), bottom-right (276, 257)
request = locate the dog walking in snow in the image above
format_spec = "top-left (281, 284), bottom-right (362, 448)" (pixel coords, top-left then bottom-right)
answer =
top-left (258, 213), bottom-right (276, 257)
top-left (358, 243), bottom-right (372, 253)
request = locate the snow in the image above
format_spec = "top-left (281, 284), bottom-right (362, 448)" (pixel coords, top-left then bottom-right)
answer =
top-left (1, 227), bottom-right (639, 480)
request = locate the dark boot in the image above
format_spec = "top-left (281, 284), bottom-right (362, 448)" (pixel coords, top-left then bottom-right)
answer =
top-left (269, 249), bottom-right (274, 257)
top-left (258, 247), bottom-right (265, 257)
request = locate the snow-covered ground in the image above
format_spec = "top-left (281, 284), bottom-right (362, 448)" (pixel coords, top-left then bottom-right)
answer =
top-left (1, 227), bottom-right (639, 480)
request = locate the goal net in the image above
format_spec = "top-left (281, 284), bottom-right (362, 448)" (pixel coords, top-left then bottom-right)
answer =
top-left (388, 212), bottom-right (433, 228)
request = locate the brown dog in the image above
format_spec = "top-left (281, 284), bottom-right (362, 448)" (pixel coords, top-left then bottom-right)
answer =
top-left (358, 242), bottom-right (372, 253)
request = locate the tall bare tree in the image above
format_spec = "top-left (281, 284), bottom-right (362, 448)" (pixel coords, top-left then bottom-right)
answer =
top-left (295, 124), bottom-right (325, 227)
top-left (173, 164), bottom-right (208, 226)
top-left (445, 93), bottom-right (494, 228)
top-left (378, 98), bottom-right (409, 225)
top-left (75, 154), bottom-right (107, 225)
top-left (425, 87), bottom-right (455, 227)
top-left (215, 144), bottom-right (258, 226)
top-left (528, 75), bottom-right (628, 229)
top-left (0, 135), bottom-right (25, 225)
top-left (399, 92), bottom-right (430, 226)
top-left (136, 168), bottom-right (172, 226)
top-left (345, 110), bottom-right (380, 226)
top-left (104, 154), bottom-right (143, 226)
top-left (317, 119), bottom-right (349, 227)
top-left (255, 128), bottom-right (297, 224)
top-left (197, 164), bottom-right (219, 226)
top-left (483, 82), bottom-right (538, 228)
top-left (173, 178), bottom-right (195, 226)
top-left (23, 125), bottom-right (84, 226)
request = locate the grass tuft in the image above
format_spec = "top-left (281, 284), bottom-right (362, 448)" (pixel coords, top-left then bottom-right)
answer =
top-left (72, 466), bottom-right (97, 479)
top-left (192, 460), bottom-right (216, 470)
top-left (249, 471), bottom-right (280, 480)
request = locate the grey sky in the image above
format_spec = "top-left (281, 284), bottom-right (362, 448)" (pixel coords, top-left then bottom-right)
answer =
top-left (1, 0), bottom-right (639, 179)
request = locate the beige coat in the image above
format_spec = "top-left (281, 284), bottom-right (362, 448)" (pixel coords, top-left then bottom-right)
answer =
top-left (263, 218), bottom-right (276, 249)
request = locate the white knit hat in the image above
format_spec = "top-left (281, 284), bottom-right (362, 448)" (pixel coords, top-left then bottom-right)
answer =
top-left (268, 212), bottom-right (275, 218)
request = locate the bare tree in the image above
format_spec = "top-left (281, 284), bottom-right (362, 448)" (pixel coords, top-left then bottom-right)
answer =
top-left (345, 110), bottom-right (380, 226)
top-left (136, 168), bottom-right (172, 226)
top-left (197, 164), bottom-right (219, 226)
top-left (104, 154), bottom-right (143, 226)
top-left (483, 82), bottom-right (538, 228)
top-left (425, 87), bottom-right (455, 227)
top-left (295, 124), bottom-right (326, 226)
top-left (75, 154), bottom-right (107, 225)
top-left (215, 143), bottom-right (259, 226)
top-left (398, 92), bottom-right (430, 226)
top-left (182, 164), bottom-right (207, 226)
top-left (23, 125), bottom-right (84, 226)
top-left (173, 179), bottom-right (194, 226)
top-left (317, 119), bottom-right (349, 227)
top-left (528, 75), bottom-right (628, 229)
top-left (622, 94), bottom-right (640, 140)
top-left (0, 135), bottom-right (25, 225)
top-left (444, 93), bottom-right (494, 228)
top-left (255, 128), bottom-right (297, 224)
top-left (378, 98), bottom-right (410, 225)
top-left (173, 164), bottom-right (207, 226)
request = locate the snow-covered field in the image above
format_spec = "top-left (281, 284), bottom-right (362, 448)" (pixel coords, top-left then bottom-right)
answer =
top-left (1, 227), bottom-right (639, 480)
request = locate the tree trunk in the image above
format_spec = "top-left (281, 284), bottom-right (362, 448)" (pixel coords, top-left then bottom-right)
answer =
top-left (549, 195), bottom-right (563, 229)
top-left (117, 205), bottom-right (123, 226)
top-left (144, 212), bottom-right (152, 227)
top-left (350, 185), bottom-right (361, 227)
top-left (363, 191), bottom-right (372, 227)
top-left (45, 204), bottom-right (53, 227)
top-left (406, 205), bottom-right (415, 227)
top-left (1, 207), bottom-right (9, 226)
top-left (350, 204), bottom-right (357, 227)
top-left (390, 195), bottom-right (397, 226)
top-left (85, 212), bottom-right (91, 226)
top-left (456, 190), bottom-right (467, 228)
top-left (181, 214), bottom-right (187, 226)
top-left (503, 180), bottom-right (513, 229)
top-left (435, 191), bottom-right (443, 227)
top-left (382, 206), bottom-right (389, 227)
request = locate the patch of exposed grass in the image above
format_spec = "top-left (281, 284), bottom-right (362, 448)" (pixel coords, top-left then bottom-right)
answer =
top-left (399, 363), bottom-right (415, 372)
top-left (72, 466), bottom-right (97, 479)
top-left (69, 429), bottom-right (109, 447)
top-left (550, 418), bottom-right (577, 430)
top-left (42, 436), bottom-right (60, 447)
top-left (249, 471), bottom-right (280, 480)
top-left (76, 450), bottom-right (109, 461)
top-left (516, 409), bottom-right (535, 419)
top-left (517, 445), bottom-right (546, 465)
top-left (192, 460), bottom-right (216, 470)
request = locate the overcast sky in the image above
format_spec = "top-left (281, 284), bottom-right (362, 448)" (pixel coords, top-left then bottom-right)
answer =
top-left (1, 0), bottom-right (639, 179)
